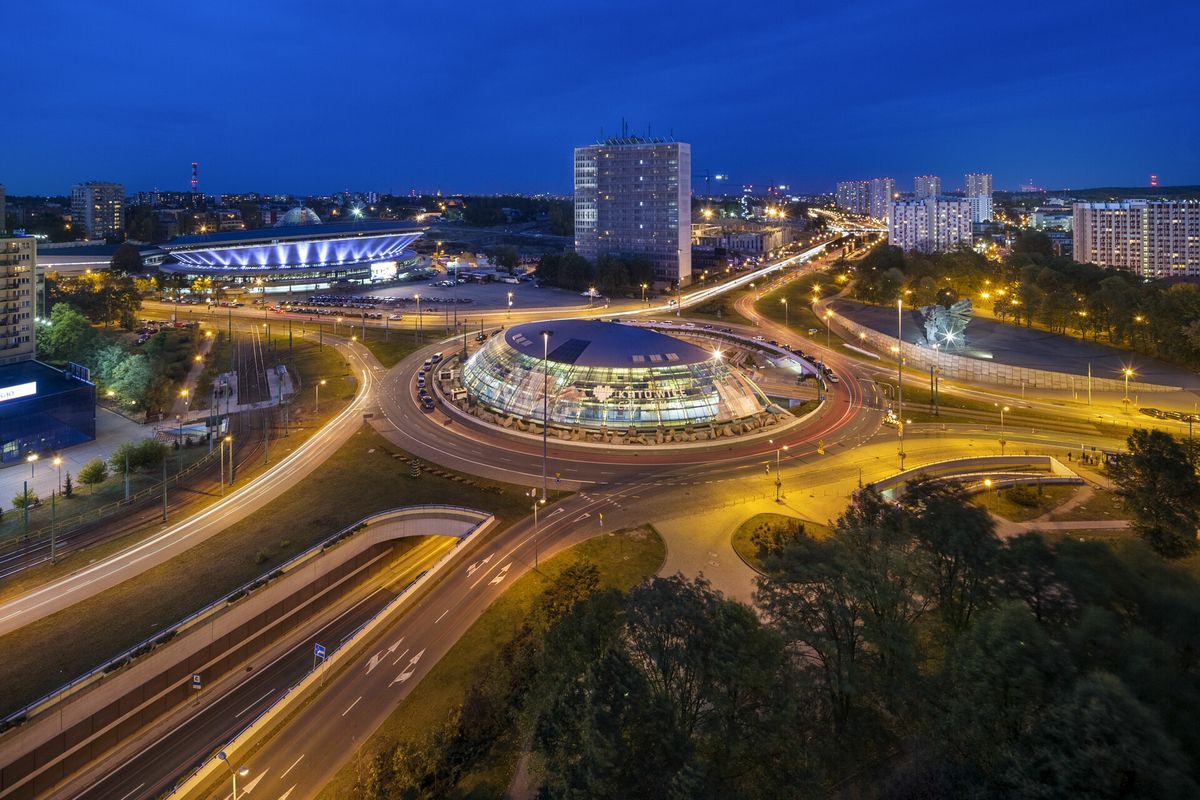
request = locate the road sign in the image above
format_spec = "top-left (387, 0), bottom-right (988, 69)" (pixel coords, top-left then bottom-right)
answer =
top-left (555, 472), bottom-right (561, 485)
top-left (192, 674), bottom-right (202, 690)
top-left (314, 643), bottom-right (326, 660)
top-left (599, 512), bottom-right (603, 528)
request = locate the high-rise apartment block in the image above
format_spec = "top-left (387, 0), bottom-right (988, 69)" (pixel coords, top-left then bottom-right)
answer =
top-left (71, 181), bottom-right (124, 241)
top-left (0, 236), bottom-right (35, 364)
top-left (574, 138), bottom-right (691, 285)
top-left (1073, 200), bottom-right (1200, 277)
top-left (0, 184), bottom-right (6, 233)
top-left (836, 177), bottom-right (894, 221)
top-left (914, 175), bottom-right (941, 199)
top-left (888, 197), bottom-right (972, 253)
top-left (964, 172), bottom-right (993, 222)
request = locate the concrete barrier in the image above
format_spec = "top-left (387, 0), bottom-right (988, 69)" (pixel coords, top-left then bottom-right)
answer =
top-left (868, 455), bottom-right (1081, 499)
top-left (165, 509), bottom-right (497, 800)
top-left (0, 506), bottom-right (491, 799)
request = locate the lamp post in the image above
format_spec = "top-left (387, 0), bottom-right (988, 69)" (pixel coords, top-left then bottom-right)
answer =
top-left (780, 298), bottom-right (788, 328)
top-left (507, 291), bottom-right (513, 320)
top-left (335, 316), bottom-right (343, 336)
top-left (996, 403), bottom-right (1010, 454)
top-left (220, 434), bottom-right (233, 494)
top-left (414, 295), bottom-right (422, 342)
top-left (983, 478), bottom-right (993, 510)
top-left (1123, 368), bottom-right (1133, 404)
top-left (897, 298), bottom-right (905, 470)
top-left (314, 378), bottom-right (326, 413)
top-left (641, 283), bottom-right (648, 306)
top-left (588, 287), bottom-right (596, 309)
top-left (768, 439), bottom-right (789, 502)
top-left (824, 310), bottom-right (832, 349)
top-left (217, 752), bottom-right (249, 800)
top-left (530, 489), bottom-right (546, 570)
top-left (541, 330), bottom-right (552, 501)
top-left (26, 452), bottom-right (37, 478)
top-left (53, 455), bottom-right (62, 493)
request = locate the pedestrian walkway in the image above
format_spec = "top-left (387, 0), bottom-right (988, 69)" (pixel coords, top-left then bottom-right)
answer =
top-left (0, 409), bottom-right (147, 506)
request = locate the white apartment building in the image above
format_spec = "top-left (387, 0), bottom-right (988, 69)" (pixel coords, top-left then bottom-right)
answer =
top-left (1073, 200), bottom-right (1200, 277)
top-left (70, 181), bottom-right (124, 241)
top-left (0, 236), bottom-right (35, 364)
top-left (888, 197), bottom-right (972, 253)
top-left (964, 172), bottom-right (993, 222)
top-left (574, 138), bottom-right (691, 285)
top-left (914, 175), bottom-right (941, 199)
top-left (836, 177), bottom-right (894, 222)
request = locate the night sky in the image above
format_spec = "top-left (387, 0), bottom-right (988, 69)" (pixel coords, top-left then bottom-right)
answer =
top-left (5, 0), bottom-right (1198, 196)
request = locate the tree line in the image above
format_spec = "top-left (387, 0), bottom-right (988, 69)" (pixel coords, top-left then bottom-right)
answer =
top-left (358, 427), bottom-right (1200, 799)
top-left (536, 252), bottom-right (656, 294)
top-left (852, 232), bottom-right (1200, 369)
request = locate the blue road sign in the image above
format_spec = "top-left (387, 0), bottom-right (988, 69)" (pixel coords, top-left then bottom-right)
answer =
top-left (192, 674), bottom-right (202, 690)
top-left (314, 643), bottom-right (326, 659)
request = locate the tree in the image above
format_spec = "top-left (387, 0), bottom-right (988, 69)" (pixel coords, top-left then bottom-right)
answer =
top-left (1109, 428), bottom-right (1200, 557)
top-left (78, 458), bottom-right (108, 492)
top-left (109, 243), bottom-right (144, 276)
top-left (1012, 231), bottom-right (1054, 259)
top-left (485, 245), bottom-right (520, 273)
top-left (12, 488), bottom-right (38, 509)
top-left (62, 471), bottom-right (73, 498)
top-left (109, 354), bottom-right (154, 406)
top-left (110, 438), bottom-right (169, 474)
top-left (38, 303), bottom-right (97, 362)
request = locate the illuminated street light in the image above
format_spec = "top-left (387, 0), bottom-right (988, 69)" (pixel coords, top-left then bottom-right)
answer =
top-left (780, 298), bottom-right (788, 328)
top-left (507, 291), bottom-right (513, 320)
top-left (315, 378), bottom-right (327, 413)
top-left (26, 452), bottom-right (37, 478)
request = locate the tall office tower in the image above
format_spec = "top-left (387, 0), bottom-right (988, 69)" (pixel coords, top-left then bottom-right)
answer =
top-left (836, 180), bottom-right (870, 214)
top-left (964, 172), bottom-right (993, 222)
top-left (868, 177), bottom-right (895, 221)
top-left (888, 197), bottom-right (972, 253)
top-left (914, 175), bottom-right (941, 199)
top-left (70, 181), bottom-right (124, 241)
top-left (574, 137), bottom-right (692, 285)
top-left (0, 184), bottom-right (6, 233)
top-left (0, 236), bottom-right (35, 364)
top-left (1073, 200), bottom-right (1200, 277)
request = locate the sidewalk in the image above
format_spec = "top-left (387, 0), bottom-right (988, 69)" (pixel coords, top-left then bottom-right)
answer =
top-left (0, 409), bottom-right (147, 505)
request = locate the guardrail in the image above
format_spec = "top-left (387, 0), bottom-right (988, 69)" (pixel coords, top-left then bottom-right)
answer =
top-left (0, 504), bottom-right (487, 733)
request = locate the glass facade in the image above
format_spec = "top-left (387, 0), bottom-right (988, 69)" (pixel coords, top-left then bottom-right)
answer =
top-left (0, 362), bottom-right (96, 463)
top-left (462, 334), bottom-right (766, 430)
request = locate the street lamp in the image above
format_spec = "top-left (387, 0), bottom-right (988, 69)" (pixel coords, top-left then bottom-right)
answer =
top-left (507, 291), bottom-right (513, 320)
top-left (315, 378), bottom-right (327, 413)
top-left (541, 330), bottom-right (552, 501)
top-left (780, 298), bottom-right (788, 328)
top-left (1123, 368), bottom-right (1133, 401)
top-left (414, 294), bottom-right (422, 342)
top-left (53, 455), bottom-right (62, 492)
top-left (588, 287), bottom-right (596, 309)
top-left (220, 435), bottom-right (233, 495)
top-left (641, 283), bottom-right (648, 306)
top-left (896, 298), bottom-right (905, 469)
top-left (983, 478), bottom-right (993, 510)
top-left (217, 752), bottom-right (249, 800)
top-left (26, 452), bottom-right (37, 478)
top-left (824, 310), bottom-right (832, 349)
top-left (335, 316), bottom-right (343, 336)
top-left (768, 438), bottom-right (788, 502)
top-left (530, 489), bottom-right (547, 569)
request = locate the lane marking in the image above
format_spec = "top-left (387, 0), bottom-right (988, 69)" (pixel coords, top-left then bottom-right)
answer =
top-left (115, 783), bottom-right (145, 800)
top-left (234, 689), bottom-right (275, 719)
top-left (392, 647), bottom-right (410, 666)
top-left (342, 696), bottom-right (362, 716)
top-left (435, 609), bottom-right (449, 623)
top-left (280, 754), bottom-right (304, 780)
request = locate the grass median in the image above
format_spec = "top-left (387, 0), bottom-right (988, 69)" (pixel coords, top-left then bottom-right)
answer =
top-left (0, 425), bottom-right (536, 717)
top-left (318, 525), bottom-right (666, 800)
top-left (732, 512), bottom-right (832, 571)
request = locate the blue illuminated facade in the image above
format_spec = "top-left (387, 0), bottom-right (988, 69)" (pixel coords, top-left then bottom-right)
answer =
top-left (0, 361), bottom-right (96, 463)
top-left (161, 221), bottom-right (426, 289)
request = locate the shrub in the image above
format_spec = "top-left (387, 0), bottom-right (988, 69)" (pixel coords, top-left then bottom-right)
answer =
top-left (1006, 485), bottom-right (1040, 507)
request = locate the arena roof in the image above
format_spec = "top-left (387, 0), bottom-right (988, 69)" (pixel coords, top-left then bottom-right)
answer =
top-left (164, 220), bottom-right (425, 250)
top-left (503, 320), bottom-right (714, 368)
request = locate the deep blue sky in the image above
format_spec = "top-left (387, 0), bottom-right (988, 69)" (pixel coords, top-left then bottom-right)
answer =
top-left (4, 0), bottom-right (1198, 196)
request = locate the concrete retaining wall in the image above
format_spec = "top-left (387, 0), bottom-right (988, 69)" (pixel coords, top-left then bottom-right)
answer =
top-left (0, 506), bottom-right (489, 800)
top-left (868, 455), bottom-right (1079, 498)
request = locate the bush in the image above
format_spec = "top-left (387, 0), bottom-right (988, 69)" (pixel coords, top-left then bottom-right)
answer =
top-left (78, 458), bottom-right (109, 492)
top-left (1006, 485), bottom-right (1040, 507)
top-left (12, 489), bottom-right (39, 509)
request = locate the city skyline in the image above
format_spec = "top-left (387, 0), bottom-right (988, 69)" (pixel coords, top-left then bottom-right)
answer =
top-left (3, 0), bottom-right (1198, 196)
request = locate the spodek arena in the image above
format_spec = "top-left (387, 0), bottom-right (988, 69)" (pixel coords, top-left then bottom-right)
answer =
top-left (459, 319), bottom-right (782, 438)
top-left (160, 211), bottom-right (426, 291)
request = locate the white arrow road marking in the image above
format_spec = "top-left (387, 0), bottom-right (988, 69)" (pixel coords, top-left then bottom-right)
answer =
top-left (239, 770), bottom-right (268, 795)
top-left (391, 649), bottom-right (426, 686)
top-left (489, 563), bottom-right (512, 585)
top-left (278, 787), bottom-right (296, 800)
top-left (386, 638), bottom-right (404, 654)
top-left (466, 553), bottom-right (494, 576)
top-left (571, 513), bottom-right (592, 523)
top-left (547, 507), bottom-right (566, 518)
top-left (368, 637), bottom-right (406, 673)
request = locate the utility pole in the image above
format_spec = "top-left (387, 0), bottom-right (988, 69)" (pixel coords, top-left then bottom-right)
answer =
top-left (162, 458), bottom-right (168, 522)
top-left (897, 299), bottom-right (905, 470)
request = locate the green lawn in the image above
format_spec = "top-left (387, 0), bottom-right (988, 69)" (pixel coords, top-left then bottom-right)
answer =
top-left (732, 512), bottom-right (832, 572)
top-left (0, 425), bottom-right (538, 717)
top-left (1049, 486), bottom-right (1129, 522)
top-left (682, 292), bottom-right (754, 327)
top-left (317, 525), bottom-right (667, 800)
top-left (971, 484), bottom-right (1077, 522)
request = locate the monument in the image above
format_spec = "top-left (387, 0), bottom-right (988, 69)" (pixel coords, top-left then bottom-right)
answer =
top-left (920, 298), bottom-right (973, 349)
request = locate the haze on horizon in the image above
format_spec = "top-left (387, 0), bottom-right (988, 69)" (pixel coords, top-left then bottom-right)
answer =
top-left (3, 0), bottom-right (1198, 196)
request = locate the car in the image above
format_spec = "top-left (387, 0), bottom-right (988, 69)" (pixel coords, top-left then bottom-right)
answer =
top-left (475, 333), bottom-right (487, 342)
top-left (752, 335), bottom-right (765, 341)
top-left (681, 322), bottom-right (696, 328)
top-left (808, 328), bottom-right (819, 335)
top-left (422, 359), bottom-right (432, 369)
top-left (417, 377), bottom-right (426, 388)
top-left (720, 327), bottom-right (733, 333)
top-left (430, 352), bottom-right (443, 363)
top-left (417, 368), bottom-right (426, 377)
top-left (827, 373), bottom-right (840, 384)
top-left (388, 314), bottom-right (401, 320)
top-left (421, 397), bottom-right (435, 411)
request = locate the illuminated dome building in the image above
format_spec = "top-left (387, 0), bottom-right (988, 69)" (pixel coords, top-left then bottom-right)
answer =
top-left (461, 320), bottom-right (770, 431)
top-left (160, 220), bottom-right (426, 291)
top-left (275, 206), bottom-right (322, 227)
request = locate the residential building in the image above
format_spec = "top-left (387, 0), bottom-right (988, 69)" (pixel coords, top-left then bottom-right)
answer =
top-left (574, 138), bottom-right (691, 285)
top-left (1073, 200), bottom-right (1200, 277)
top-left (869, 177), bottom-right (895, 222)
top-left (70, 181), bottom-right (124, 241)
top-left (964, 172), bottom-right (993, 222)
top-left (914, 175), bottom-right (941, 199)
top-left (0, 183), bottom-right (6, 233)
top-left (836, 180), bottom-right (869, 215)
top-left (888, 197), bottom-right (972, 253)
top-left (0, 236), bottom-right (34, 364)
top-left (1031, 208), bottom-right (1073, 232)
